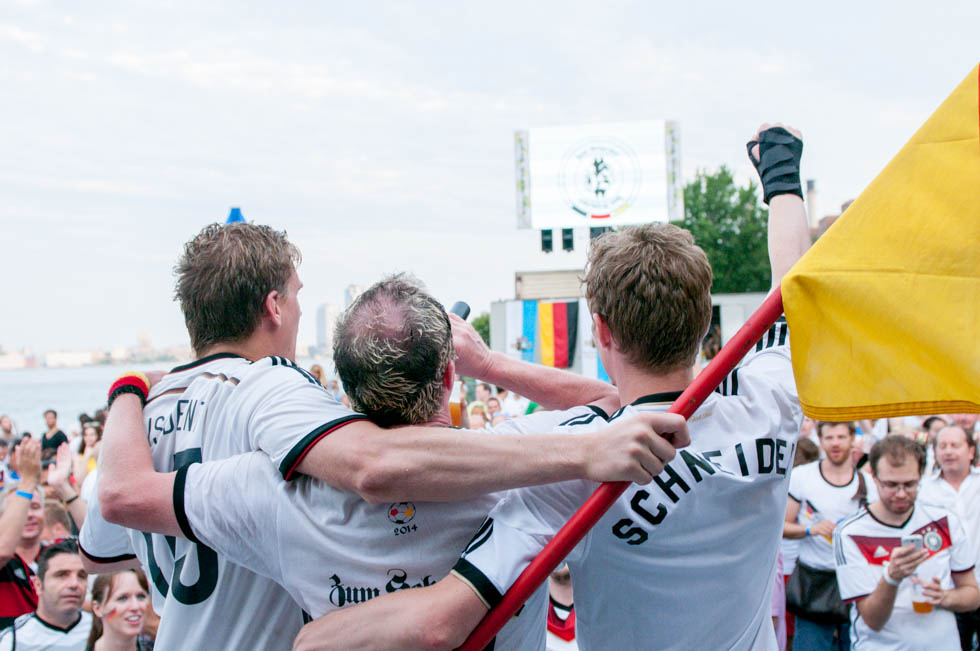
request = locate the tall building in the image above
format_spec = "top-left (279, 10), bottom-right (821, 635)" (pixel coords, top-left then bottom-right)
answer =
top-left (344, 284), bottom-right (364, 308)
top-left (316, 303), bottom-right (341, 355)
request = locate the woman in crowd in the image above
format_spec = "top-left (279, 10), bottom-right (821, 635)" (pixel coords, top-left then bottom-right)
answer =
top-left (73, 422), bottom-right (101, 486)
top-left (86, 570), bottom-right (153, 651)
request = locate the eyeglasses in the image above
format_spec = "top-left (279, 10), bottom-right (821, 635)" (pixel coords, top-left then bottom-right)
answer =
top-left (878, 480), bottom-right (919, 493)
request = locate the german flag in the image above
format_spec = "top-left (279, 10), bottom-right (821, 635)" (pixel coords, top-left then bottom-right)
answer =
top-left (536, 300), bottom-right (578, 368)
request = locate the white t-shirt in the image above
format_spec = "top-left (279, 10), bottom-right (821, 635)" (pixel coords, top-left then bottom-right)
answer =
top-left (788, 461), bottom-right (878, 570)
top-left (919, 468), bottom-right (980, 582)
top-left (834, 502), bottom-right (974, 651)
top-left (453, 318), bottom-right (801, 651)
top-left (499, 392), bottom-right (531, 418)
top-left (0, 612), bottom-right (92, 651)
top-left (79, 354), bottom-right (366, 651)
top-left (177, 407), bottom-right (604, 651)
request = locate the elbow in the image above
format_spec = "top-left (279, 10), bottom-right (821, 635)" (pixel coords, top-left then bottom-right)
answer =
top-left (417, 613), bottom-right (470, 651)
top-left (351, 461), bottom-right (396, 504)
top-left (99, 482), bottom-right (139, 526)
top-left (861, 614), bottom-right (884, 632)
top-left (347, 440), bottom-right (399, 504)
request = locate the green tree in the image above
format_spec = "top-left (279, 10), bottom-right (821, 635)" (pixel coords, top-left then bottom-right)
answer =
top-left (679, 166), bottom-right (770, 294)
top-left (471, 312), bottom-right (490, 346)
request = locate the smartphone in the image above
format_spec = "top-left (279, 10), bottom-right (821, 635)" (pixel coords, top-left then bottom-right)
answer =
top-left (901, 534), bottom-right (924, 550)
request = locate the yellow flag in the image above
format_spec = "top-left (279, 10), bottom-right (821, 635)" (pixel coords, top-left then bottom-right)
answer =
top-left (782, 64), bottom-right (980, 420)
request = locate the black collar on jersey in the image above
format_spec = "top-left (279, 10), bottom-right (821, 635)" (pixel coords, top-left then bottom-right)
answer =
top-left (170, 352), bottom-right (248, 373)
top-left (609, 391), bottom-right (685, 421)
top-left (33, 611), bottom-right (83, 633)
top-left (865, 504), bottom-right (916, 530)
top-left (818, 462), bottom-right (856, 488)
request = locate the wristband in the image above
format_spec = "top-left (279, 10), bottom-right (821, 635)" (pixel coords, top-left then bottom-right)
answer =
top-left (883, 570), bottom-right (902, 587)
top-left (805, 527), bottom-right (811, 536)
top-left (107, 372), bottom-right (151, 410)
top-left (746, 127), bottom-right (804, 204)
top-left (15, 490), bottom-right (33, 501)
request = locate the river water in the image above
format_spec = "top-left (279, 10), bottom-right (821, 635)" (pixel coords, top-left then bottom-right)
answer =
top-left (0, 358), bottom-right (325, 437)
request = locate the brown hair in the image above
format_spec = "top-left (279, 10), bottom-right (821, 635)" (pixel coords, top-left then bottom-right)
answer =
top-left (869, 434), bottom-right (927, 476)
top-left (816, 421), bottom-right (856, 438)
top-left (794, 438), bottom-right (820, 466)
top-left (80, 422), bottom-right (102, 455)
top-left (584, 224), bottom-right (712, 372)
top-left (174, 223), bottom-right (301, 355)
top-left (43, 501), bottom-right (72, 534)
top-left (86, 569), bottom-right (151, 649)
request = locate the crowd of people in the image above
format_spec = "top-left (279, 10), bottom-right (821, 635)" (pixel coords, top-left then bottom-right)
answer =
top-left (0, 123), bottom-right (975, 651)
top-left (777, 415), bottom-right (980, 651)
top-left (0, 409), bottom-right (160, 649)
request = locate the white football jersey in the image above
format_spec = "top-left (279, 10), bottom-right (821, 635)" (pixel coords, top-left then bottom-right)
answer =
top-left (788, 462), bottom-right (878, 570)
top-left (0, 612), bottom-right (92, 651)
top-left (835, 502), bottom-right (973, 651)
top-left (176, 406), bottom-right (604, 651)
top-left (452, 319), bottom-right (801, 651)
top-left (79, 353), bottom-right (367, 651)
top-left (919, 468), bottom-right (980, 582)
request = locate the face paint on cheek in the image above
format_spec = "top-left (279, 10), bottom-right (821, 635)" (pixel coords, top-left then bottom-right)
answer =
top-left (104, 608), bottom-right (119, 622)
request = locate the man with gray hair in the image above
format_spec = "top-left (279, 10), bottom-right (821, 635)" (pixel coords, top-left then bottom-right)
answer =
top-left (332, 274), bottom-right (461, 427)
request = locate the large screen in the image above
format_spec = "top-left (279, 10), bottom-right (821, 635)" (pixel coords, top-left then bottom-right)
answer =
top-left (515, 120), bottom-right (682, 230)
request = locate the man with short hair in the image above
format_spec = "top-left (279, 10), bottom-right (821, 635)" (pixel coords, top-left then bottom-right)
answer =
top-left (39, 411), bottom-right (67, 456)
top-left (920, 424), bottom-right (980, 649)
top-left (834, 435), bottom-right (979, 650)
top-left (87, 223), bottom-right (677, 650)
top-left (298, 122), bottom-right (813, 650)
top-left (0, 439), bottom-right (42, 630)
top-left (41, 503), bottom-right (73, 544)
top-left (92, 274), bottom-right (681, 650)
top-left (785, 421), bottom-right (877, 649)
top-left (0, 540), bottom-right (91, 650)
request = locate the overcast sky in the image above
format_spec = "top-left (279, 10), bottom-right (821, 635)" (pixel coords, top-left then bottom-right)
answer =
top-left (2, 0), bottom-right (977, 353)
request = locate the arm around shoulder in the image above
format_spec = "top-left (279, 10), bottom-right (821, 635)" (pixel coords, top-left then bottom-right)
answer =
top-left (293, 574), bottom-right (487, 651)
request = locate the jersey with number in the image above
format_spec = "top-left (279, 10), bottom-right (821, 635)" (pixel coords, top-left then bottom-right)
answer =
top-left (78, 353), bottom-right (367, 650)
top-left (176, 405), bottom-right (606, 651)
top-left (0, 612), bottom-right (92, 651)
top-left (452, 318), bottom-right (801, 651)
top-left (788, 462), bottom-right (878, 570)
top-left (834, 502), bottom-right (973, 650)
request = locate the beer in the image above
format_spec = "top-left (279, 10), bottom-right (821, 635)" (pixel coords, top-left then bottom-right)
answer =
top-left (449, 380), bottom-right (463, 427)
top-left (911, 569), bottom-right (933, 614)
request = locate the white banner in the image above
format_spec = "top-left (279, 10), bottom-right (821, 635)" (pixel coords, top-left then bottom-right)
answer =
top-left (517, 120), bottom-right (682, 229)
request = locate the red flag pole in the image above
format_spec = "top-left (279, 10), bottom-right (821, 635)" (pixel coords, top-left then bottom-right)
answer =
top-left (458, 288), bottom-right (785, 651)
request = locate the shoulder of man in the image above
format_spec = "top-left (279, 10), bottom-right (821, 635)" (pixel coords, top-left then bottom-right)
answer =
top-left (239, 356), bottom-right (327, 390)
top-left (0, 612), bottom-right (34, 639)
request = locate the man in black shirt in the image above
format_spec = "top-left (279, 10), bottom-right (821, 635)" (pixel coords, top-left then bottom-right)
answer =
top-left (40, 410), bottom-right (67, 455)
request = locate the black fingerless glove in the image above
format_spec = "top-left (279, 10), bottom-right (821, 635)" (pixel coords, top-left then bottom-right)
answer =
top-left (746, 127), bottom-right (803, 204)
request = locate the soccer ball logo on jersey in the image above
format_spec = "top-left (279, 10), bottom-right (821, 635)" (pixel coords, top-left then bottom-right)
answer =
top-left (388, 502), bottom-right (415, 524)
top-left (388, 502), bottom-right (419, 537)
